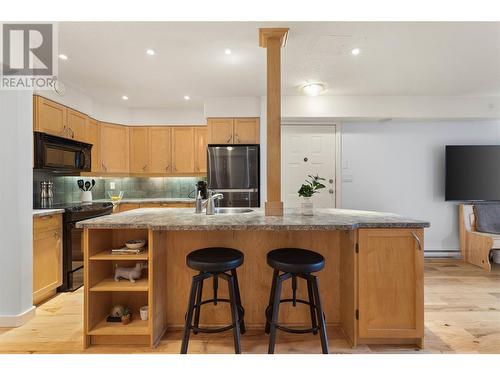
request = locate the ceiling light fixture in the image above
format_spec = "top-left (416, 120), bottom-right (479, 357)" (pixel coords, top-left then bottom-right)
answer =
top-left (351, 48), bottom-right (361, 56)
top-left (146, 49), bottom-right (156, 56)
top-left (302, 82), bottom-right (325, 97)
top-left (224, 48), bottom-right (232, 55)
top-left (184, 95), bottom-right (190, 100)
top-left (121, 95), bottom-right (129, 101)
top-left (58, 54), bottom-right (68, 60)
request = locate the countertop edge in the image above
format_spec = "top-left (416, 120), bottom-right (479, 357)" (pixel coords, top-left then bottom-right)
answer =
top-left (33, 209), bottom-right (65, 218)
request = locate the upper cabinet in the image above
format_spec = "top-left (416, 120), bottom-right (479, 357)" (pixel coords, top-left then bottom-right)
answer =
top-left (149, 127), bottom-right (172, 174)
top-left (172, 127), bottom-right (195, 174)
top-left (34, 96), bottom-right (89, 141)
top-left (67, 108), bottom-right (87, 141)
top-left (33, 96), bottom-right (67, 137)
top-left (85, 118), bottom-right (100, 173)
top-left (233, 118), bottom-right (260, 144)
top-left (194, 127), bottom-right (208, 173)
top-left (129, 127), bottom-right (150, 174)
top-left (99, 122), bottom-right (130, 173)
top-left (207, 117), bottom-right (260, 144)
top-left (208, 118), bottom-right (234, 144)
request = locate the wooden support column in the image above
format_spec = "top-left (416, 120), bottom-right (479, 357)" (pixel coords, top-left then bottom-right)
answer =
top-left (259, 28), bottom-right (289, 216)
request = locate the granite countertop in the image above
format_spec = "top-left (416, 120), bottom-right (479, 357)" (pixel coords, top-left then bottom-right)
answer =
top-left (76, 207), bottom-right (430, 231)
top-left (93, 198), bottom-right (195, 205)
top-left (33, 209), bottom-right (65, 218)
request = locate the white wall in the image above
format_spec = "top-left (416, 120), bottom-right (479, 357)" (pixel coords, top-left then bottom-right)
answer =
top-left (341, 120), bottom-right (500, 255)
top-left (204, 97), bottom-right (261, 118)
top-left (0, 90), bottom-right (34, 325)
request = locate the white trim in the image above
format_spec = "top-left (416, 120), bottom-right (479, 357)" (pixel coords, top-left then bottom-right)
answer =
top-left (0, 306), bottom-right (36, 327)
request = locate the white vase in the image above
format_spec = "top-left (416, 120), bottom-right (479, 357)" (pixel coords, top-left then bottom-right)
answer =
top-left (301, 197), bottom-right (314, 216)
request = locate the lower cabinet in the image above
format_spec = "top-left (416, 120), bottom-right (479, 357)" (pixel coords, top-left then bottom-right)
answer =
top-left (357, 228), bottom-right (424, 342)
top-left (33, 214), bottom-right (63, 305)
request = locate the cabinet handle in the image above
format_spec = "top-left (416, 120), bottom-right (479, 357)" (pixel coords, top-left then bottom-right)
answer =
top-left (165, 165), bottom-right (170, 172)
top-left (142, 164), bottom-right (148, 171)
top-left (235, 134), bottom-right (240, 143)
top-left (102, 162), bottom-right (107, 171)
top-left (226, 135), bottom-right (232, 143)
top-left (70, 128), bottom-right (75, 139)
top-left (411, 232), bottom-right (422, 251)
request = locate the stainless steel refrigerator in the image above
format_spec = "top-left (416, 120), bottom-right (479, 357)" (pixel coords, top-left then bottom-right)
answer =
top-left (207, 145), bottom-right (260, 207)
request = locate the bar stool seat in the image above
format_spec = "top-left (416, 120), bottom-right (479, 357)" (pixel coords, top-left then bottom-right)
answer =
top-left (267, 248), bottom-right (325, 274)
top-left (187, 247), bottom-right (244, 272)
top-left (181, 247), bottom-right (245, 354)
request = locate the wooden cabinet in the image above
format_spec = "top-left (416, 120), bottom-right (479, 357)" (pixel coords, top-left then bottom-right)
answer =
top-left (85, 118), bottom-right (100, 172)
top-left (207, 117), bottom-right (259, 144)
top-left (194, 127), bottom-right (207, 173)
top-left (357, 228), bottom-right (424, 341)
top-left (33, 96), bottom-right (67, 137)
top-left (233, 118), bottom-right (260, 144)
top-left (150, 127), bottom-right (172, 174)
top-left (129, 127), bottom-right (150, 174)
top-left (33, 214), bottom-right (63, 305)
top-left (67, 108), bottom-right (87, 141)
top-left (208, 118), bottom-right (234, 144)
top-left (100, 123), bottom-right (130, 173)
top-left (171, 127), bottom-right (195, 173)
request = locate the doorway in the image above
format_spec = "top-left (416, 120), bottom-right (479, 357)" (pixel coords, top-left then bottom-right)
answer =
top-left (281, 125), bottom-right (337, 208)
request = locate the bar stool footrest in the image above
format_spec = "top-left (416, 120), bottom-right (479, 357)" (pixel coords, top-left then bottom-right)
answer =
top-left (190, 298), bottom-right (245, 335)
top-left (265, 299), bottom-right (322, 334)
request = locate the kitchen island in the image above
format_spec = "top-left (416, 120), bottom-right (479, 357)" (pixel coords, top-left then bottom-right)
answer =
top-left (77, 208), bottom-right (429, 350)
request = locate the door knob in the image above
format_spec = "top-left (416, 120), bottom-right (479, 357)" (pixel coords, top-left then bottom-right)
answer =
top-left (303, 157), bottom-right (308, 162)
top-left (329, 179), bottom-right (334, 184)
top-left (329, 189), bottom-right (334, 194)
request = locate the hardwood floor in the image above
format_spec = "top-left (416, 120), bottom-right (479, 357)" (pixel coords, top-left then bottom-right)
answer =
top-left (1, 259), bottom-right (498, 354)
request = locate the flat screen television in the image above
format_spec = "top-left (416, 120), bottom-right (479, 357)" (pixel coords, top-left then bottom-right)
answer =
top-left (445, 145), bottom-right (500, 201)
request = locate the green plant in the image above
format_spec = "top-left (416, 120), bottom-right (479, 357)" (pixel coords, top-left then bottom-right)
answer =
top-left (298, 175), bottom-right (326, 198)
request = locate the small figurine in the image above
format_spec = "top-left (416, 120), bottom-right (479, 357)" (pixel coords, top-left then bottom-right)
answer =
top-left (121, 307), bottom-right (132, 325)
top-left (114, 262), bottom-right (147, 283)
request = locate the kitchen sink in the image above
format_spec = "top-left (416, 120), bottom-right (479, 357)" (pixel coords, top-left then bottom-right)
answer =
top-left (214, 208), bottom-right (254, 214)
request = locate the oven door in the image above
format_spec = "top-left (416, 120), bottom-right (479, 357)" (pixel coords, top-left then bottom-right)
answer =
top-left (34, 132), bottom-right (92, 172)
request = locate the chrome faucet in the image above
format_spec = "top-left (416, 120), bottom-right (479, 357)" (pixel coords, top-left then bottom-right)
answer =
top-left (204, 191), bottom-right (224, 215)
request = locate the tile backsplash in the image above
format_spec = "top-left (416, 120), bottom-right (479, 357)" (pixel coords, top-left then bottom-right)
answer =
top-left (33, 171), bottom-right (204, 205)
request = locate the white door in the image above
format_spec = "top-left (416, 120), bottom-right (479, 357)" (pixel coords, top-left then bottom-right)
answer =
top-left (281, 125), bottom-right (336, 208)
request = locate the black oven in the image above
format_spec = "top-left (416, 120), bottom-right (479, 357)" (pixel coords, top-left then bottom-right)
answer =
top-left (34, 131), bottom-right (92, 173)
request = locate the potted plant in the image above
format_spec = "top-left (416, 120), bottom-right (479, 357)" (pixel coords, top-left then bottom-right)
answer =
top-left (121, 307), bottom-right (132, 325)
top-left (298, 175), bottom-right (326, 216)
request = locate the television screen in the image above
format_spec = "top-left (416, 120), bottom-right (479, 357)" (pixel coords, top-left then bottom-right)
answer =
top-left (445, 145), bottom-right (500, 201)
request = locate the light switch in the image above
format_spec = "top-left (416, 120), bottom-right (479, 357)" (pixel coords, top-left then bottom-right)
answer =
top-left (342, 174), bottom-right (353, 182)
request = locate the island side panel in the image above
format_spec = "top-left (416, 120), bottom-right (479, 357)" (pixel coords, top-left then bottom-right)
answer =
top-left (164, 230), bottom-right (342, 329)
top-left (149, 230), bottom-right (168, 347)
top-left (339, 229), bottom-right (358, 347)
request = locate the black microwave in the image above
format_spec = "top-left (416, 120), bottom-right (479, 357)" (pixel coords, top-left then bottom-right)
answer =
top-left (34, 132), bottom-right (92, 172)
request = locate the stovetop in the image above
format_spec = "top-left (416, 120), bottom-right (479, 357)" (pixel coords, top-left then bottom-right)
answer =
top-left (33, 201), bottom-right (113, 212)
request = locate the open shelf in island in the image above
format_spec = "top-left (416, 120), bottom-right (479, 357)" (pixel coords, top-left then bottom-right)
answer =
top-left (83, 228), bottom-right (168, 348)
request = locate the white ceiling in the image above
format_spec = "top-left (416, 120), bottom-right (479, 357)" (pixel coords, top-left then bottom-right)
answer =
top-left (58, 22), bottom-right (500, 109)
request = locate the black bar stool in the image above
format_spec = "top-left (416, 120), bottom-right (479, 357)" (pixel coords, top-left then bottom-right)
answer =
top-left (180, 247), bottom-right (245, 354)
top-left (265, 248), bottom-right (328, 354)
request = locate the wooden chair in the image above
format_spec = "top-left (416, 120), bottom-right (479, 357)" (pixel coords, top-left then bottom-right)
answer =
top-left (459, 204), bottom-right (500, 271)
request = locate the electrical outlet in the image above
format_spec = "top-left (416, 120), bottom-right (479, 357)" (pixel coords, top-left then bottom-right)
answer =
top-left (110, 182), bottom-right (116, 190)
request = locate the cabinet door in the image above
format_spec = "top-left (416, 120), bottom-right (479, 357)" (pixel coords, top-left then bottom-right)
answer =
top-left (116, 203), bottom-right (140, 212)
top-left (129, 127), bottom-right (150, 174)
top-left (100, 123), bottom-right (130, 173)
top-left (33, 216), bottom-right (62, 305)
top-left (357, 229), bottom-right (424, 339)
top-left (34, 96), bottom-right (67, 137)
top-left (207, 118), bottom-right (233, 144)
top-left (194, 127), bottom-right (207, 173)
top-left (233, 118), bottom-right (260, 144)
top-left (150, 127), bottom-right (172, 174)
top-left (67, 109), bottom-right (87, 141)
top-left (172, 127), bottom-right (195, 173)
top-left (86, 118), bottom-right (100, 173)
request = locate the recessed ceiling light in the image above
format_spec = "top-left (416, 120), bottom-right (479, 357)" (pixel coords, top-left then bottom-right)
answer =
top-left (184, 95), bottom-right (190, 100)
top-left (351, 48), bottom-right (361, 56)
top-left (58, 54), bottom-right (68, 60)
top-left (121, 95), bottom-right (129, 101)
top-left (302, 82), bottom-right (325, 97)
top-left (224, 48), bottom-right (232, 55)
top-left (146, 49), bottom-right (156, 56)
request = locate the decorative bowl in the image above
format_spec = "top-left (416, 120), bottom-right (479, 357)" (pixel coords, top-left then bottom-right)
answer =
top-left (108, 191), bottom-right (124, 202)
top-left (125, 239), bottom-right (146, 249)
